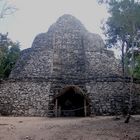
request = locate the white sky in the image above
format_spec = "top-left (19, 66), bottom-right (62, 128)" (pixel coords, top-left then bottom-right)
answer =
top-left (0, 0), bottom-right (110, 49)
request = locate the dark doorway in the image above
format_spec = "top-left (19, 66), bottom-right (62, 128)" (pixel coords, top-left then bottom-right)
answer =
top-left (54, 86), bottom-right (90, 117)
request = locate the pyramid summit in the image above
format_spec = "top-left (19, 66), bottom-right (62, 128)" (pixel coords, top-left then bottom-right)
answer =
top-left (56, 14), bottom-right (84, 25)
top-left (0, 15), bottom-right (140, 117)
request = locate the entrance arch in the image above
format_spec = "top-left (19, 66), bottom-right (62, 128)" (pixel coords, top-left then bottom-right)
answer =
top-left (53, 86), bottom-right (90, 117)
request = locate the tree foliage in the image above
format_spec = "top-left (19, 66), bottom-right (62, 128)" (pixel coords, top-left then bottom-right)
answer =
top-left (0, 0), bottom-right (19, 78)
top-left (104, 0), bottom-right (140, 45)
top-left (99, 0), bottom-right (140, 78)
top-left (98, 0), bottom-right (140, 122)
top-left (0, 0), bottom-right (17, 18)
top-left (0, 33), bottom-right (20, 78)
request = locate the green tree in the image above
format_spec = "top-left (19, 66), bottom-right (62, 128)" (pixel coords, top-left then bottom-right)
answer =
top-left (0, 33), bottom-right (20, 78)
top-left (98, 0), bottom-right (140, 123)
top-left (99, 0), bottom-right (140, 77)
top-left (134, 55), bottom-right (140, 77)
top-left (0, 0), bottom-right (19, 78)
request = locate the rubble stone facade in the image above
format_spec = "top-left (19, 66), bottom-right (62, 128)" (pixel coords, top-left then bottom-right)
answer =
top-left (0, 15), bottom-right (140, 116)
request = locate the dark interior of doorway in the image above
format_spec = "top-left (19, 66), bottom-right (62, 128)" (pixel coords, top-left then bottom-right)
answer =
top-left (56, 88), bottom-right (88, 117)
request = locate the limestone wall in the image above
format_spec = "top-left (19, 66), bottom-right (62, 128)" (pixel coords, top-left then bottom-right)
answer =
top-left (0, 79), bottom-right (51, 116)
top-left (10, 47), bottom-right (53, 78)
top-left (86, 81), bottom-right (140, 115)
top-left (0, 78), bottom-right (140, 116)
top-left (83, 32), bottom-right (121, 77)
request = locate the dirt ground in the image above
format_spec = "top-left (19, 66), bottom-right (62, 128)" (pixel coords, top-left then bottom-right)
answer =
top-left (0, 116), bottom-right (140, 140)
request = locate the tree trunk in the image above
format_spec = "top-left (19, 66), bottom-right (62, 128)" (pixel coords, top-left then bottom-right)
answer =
top-left (121, 41), bottom-right (125, 78)
top-left (121, 40), bottom-right (127, 117)
top-left (124, 114), bottom-right (131, 123)
top-left (124, 23), bottom-right (135, 123)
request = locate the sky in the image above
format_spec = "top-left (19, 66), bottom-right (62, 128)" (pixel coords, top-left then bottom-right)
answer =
top-left (0, 0), bottom-right (110, 49)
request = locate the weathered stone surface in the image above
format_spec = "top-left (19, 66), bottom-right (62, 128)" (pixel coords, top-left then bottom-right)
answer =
top-left (0, 79), bottom-right (51, 116)
top-left (10, 14), bottom-right (121, 79)
top-left (0, 14), bottom-right (140, 116)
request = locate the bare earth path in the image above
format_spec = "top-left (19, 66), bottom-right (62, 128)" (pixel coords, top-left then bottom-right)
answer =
top-left (0, 116), bottom-right (140, 140)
